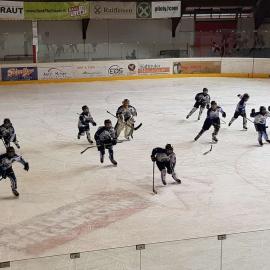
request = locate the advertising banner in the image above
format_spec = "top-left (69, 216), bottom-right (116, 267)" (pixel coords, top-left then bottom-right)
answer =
top-left (172, 61), bottom-right (221, 74)
top-left (152, 1), bottom-right (181, 18)
top-left (106, 62), bottom-right (137, 77)
top-left (137, 61), bottom-right (171, 75)
top-left (24, 2), bottom-right (89, 20)
top-left (0, 1), bottom-right (24, 20)
top-left (74, 63), bottom-right (106, 78)
top-left (136, 2), bottom-right (151, 19)
top-left (38, 65), bottom-right (73, 80)
top-left (1, 67), bottom-right (37, 81)
top-left (90, 1), bottom-right (136, 19)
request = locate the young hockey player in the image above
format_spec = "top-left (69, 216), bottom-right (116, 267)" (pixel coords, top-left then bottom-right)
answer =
top-left (0, 119), bottom-right (20, 149)
top-left (77, 105), bottom-right (97, 144)
top-left (194, 101), bottom-right (226, 143)
top-left (115, 99), bottom-right (137, 139)
top-left (151, 144), bottom-right (181, 185)
top-left (94, 119), bottom-right (118, 165)
top-left (228, 93), bottom-right (250, 130)
top-left (0, 146), bottom-right (29, 196)
top-left (250, 106), bottom-right (270, 146)
top-left (186, 88), bottom-right (211, 120)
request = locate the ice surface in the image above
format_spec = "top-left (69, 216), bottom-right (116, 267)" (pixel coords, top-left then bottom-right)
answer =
top-left (0, 77), bottom-right (270, 263)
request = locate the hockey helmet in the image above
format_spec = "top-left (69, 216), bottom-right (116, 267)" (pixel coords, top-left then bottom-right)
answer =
top-left (82, 105), bottom-right (89, 111)
top-left (165, 144), bottom-right (173, 151)
top-left (260, 106), bottom-right (266, 114)
top-left (104, 119), bottom-right (112, 125)
top-left (243, 93), bottom-right (250, 100)
top-left (203, 88), bottom-right (208, 93)
top-left (3, 118), bottom-right (11, 125)
top-left (211, 101), bottom-right (217, 106)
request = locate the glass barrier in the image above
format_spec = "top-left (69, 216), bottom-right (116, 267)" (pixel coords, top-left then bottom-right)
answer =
top-left (2, 229), bottom-right (270, 269)
top-left (142, 236), bottom-right (221, 270)
top-left (222, 230), bottom-right (270, 270)
top-left (0, 30), bottom-right (270, 63)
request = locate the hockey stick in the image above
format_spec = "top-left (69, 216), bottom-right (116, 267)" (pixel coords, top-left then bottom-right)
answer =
top-left (152, 162), bottom-right (157, 194)
top-left (80, 141), bottom-right (125, 154)
top-left (221, 119), bottom-right (226, 124)
top-left (106, 111), bottom-right (142, 131)
top-left (246, 117), bottom-right (254, 124)
top-left (203, 144), bottom-right (213, 155)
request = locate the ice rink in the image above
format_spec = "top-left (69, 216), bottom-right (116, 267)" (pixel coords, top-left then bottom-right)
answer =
top-left (0, 77), bottom-right (270, 263)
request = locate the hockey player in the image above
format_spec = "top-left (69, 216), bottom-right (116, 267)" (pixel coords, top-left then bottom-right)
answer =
top-left (0, 118), bottom-right (20, 149)
top-left (250, 106), bottom-right (270, 146)
top-left (0, 146), bottom-right (29, 196)
top-left (186, 88), bottom-right (211, 120)
top-left (77, 105), bottom-right (97, 144)
top-left (151, 144), bottom-right (181, 185)
top-left (194, 101), bottom-right (226, 143)
top-left (115, 99), bottom-right (137, 139)
top-left (94, 119), bottom-right (117, 165)
top-left (228, 93), bottom-right (250, 130)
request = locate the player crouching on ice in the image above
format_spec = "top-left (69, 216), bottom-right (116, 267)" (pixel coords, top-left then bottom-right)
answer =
top-left (0, 147), bottom-right (29, 196)
top-left (194, 101), bottom-right (226, 143)
top-left (151, 144), bottom-right (181, 185)
top-left (228, 93), bottom-right (250, 130)
top-left (94, 119), bottom-right (118, 166)
top-left (0, 118), bottom-right (20, 149)
top-left (115, 99), bottom-right (137, 140)
top-left (250, 106), bottom-right (270, 146)
top-left (77, 105), bottom-right (97, 144)
top-left (186, 88), bottom-right (211, 120)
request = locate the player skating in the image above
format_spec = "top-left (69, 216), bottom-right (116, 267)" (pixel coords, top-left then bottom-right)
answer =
top-left (0, 119), bottom-right (20, 149)
top-left (0, 146), bottom-right (29, 196)
top-left (250, 106), bottom-right (270, 146)
top-left (151, 144), bottom-right (181, 185)
top-left (115, 99), bottom-right (137, 139)
top-left (194, 101), bottom-right (226, 143)
top-left (228, 93), bottom-right (249, 130)
top-left (94, 119), bottom-right (117, 165)
top-left (186, 88), bottom-right (211, 120)
top-left (77, 105), bottom-right (97, 144)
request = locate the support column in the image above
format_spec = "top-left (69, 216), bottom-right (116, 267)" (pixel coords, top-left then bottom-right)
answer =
top-left (32, 21), bottom-right (38, 63)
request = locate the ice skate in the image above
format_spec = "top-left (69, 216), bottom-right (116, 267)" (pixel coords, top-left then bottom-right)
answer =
top-left (12, 189), bottom-right (19, 197)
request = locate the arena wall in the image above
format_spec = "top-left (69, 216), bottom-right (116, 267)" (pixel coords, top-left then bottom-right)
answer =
top-left (0, 57), bottom-right (269, 84)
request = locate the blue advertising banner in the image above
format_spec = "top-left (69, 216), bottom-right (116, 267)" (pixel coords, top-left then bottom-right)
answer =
top-left (1, 67), bottom-right (38, 81)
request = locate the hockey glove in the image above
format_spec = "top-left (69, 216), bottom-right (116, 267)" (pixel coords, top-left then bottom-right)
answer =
top-left (222, 112), bottom-right (226, 118)
top-left (206, 104), bottom-right (210, 109)
top-left (151, 156), bottom-right (156, 162)
top-left (268, 106), bottom-right (270, 112)
top-left (92, 122), bottom-right (97, 126)
top-left (24, 162), bottom-right (29, 171)
top-left (112, 139), bottom-right (117, 145)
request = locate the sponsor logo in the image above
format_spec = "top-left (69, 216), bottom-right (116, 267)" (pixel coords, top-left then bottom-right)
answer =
top-left (93, 5), bottom-right (133, 15)
top-left (40, 67), bottom-right (72, 79)
top-left (108, 65), bottom-right (123, 76)
top-left (138, 64), bottom-right (170, 74)
top-left (154, 5), bottom-right (179, 12)
top-left (68, 5), bottom-right (87, 17)
top-left (0, 6), bottom-right (23, 15)
top-left (128, 63), bottom-right (136, 71)
top-left (7, 68), bottom-right (34, 78)
top-left (136, 2), bottom-right (151, 18)
top-left (94, 5), bottom-right (102, 14)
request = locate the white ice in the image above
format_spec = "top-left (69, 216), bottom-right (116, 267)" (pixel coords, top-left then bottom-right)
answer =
top-left (0, 77), bottom-right (270, 268)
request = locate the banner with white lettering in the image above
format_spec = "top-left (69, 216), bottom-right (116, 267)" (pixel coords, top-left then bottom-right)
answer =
top-left (0, 1), bottom-right (24, 20)
top-left (152, 1), bottom-right (181, 18)
top-left (90, 1), bottom-right (136, 19)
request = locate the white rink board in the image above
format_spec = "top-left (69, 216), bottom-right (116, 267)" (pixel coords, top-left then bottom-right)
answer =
top-left (0, 77), bottom-right (270, 266)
